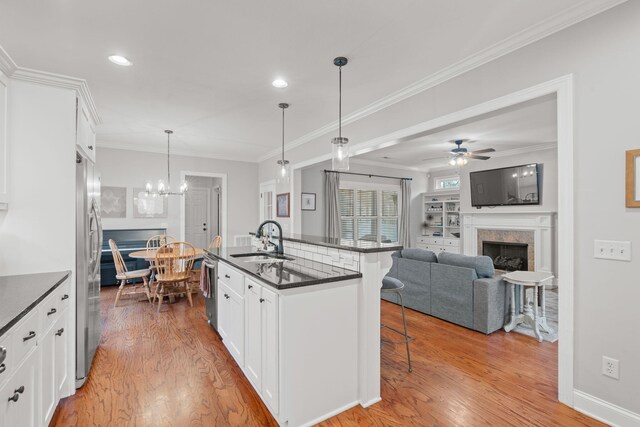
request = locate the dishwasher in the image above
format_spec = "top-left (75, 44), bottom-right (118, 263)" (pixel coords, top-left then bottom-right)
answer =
top-left (203, 255), bottom-right (219, 331)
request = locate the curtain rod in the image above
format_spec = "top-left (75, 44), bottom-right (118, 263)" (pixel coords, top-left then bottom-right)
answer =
top-left (324, 169), bottom-right (412, 181)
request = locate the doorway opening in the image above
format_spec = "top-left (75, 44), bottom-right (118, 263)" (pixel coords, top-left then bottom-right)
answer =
top-left (180, 172), bottom-right (227, 249)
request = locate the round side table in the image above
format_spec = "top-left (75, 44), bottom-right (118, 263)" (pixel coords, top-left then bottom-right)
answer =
top-left (503, 271), bottom-right (554, 342)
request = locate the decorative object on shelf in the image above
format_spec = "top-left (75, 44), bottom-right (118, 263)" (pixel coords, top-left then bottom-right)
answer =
top-left (277, 192), bottom-right (290, 217)
top-left (276, 103), bottom-right (291, 184)
top-left (301, 192), bottom-right (316, 211)
top-left (101, 186), bottom-right (126, 218)
top-left (626, 149), bottom-right (640, 207)
top-left (451, 232), bottom-right (461, 238)
top-left (133, 187), bottom-right (168, 218)
top-left (447, 139), bottom-right (495, 167)
top-left (331, 56), bottom-right (350, 171)
top-left (144, 130), bottom-right (188, 197)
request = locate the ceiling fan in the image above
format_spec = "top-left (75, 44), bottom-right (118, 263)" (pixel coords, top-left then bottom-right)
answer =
top-left (446, 139), bottom-right (495, 166)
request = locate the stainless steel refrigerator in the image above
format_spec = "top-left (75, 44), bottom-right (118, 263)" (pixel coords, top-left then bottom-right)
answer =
top-left (75, 151), bottom-right (102, 388)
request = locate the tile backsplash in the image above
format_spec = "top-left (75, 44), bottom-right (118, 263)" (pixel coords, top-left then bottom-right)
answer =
top-left (282, 240), bottom-right (360, 272)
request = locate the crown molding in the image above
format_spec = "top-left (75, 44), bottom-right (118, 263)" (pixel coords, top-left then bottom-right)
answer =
top-left (423, 142), bottom-right (557, 172)
top-left (257, 0), bottom-right (627, 163)
top-left (98, 140), bottom-right (260, 164)
top-left (0, 43), bottom-right (101, 125)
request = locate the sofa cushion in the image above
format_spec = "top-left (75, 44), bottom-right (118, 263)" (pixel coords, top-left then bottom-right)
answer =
top-left (401, 248), bottom-right (437, 263)
top-left (438, 252), bottom-right (495, 278)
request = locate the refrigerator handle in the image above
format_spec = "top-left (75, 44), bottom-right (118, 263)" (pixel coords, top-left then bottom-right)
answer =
top-left (89, 199), bottom-right (103, 277)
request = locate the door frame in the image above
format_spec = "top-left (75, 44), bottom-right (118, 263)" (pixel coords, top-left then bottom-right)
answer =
top-left (290, 75), bottom-right (575, 406)
top-left (259, 179), bottom-right (276, 223)
top-left (180, 171), bottom-right (227, 249)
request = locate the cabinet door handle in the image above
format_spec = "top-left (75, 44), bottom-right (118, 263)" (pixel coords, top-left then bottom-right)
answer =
top-left (0, 364), bottom-right (5, 374)
top-left (61, 294), bottom-right (69, 301)
top-left (14, 386), bottom-right (24, 394)
top-left (23, 331), bottom-right (36, 342)
top-left (224, 294), bottom-right (230, 299)
top-left (55, 328), bottom-right (65, 337)
top-left (8, 393), bottom-right (19, 403)
top-left (224, 274), bottom-right (231, 279)
top-left (47, 308), bottom-right (57, 316)
top-left (88, 145), bottom-right (94, 150)
top-left (259, 298), bottom-right (265, 303)
top-left (247, 284), bottom-right (253, 289)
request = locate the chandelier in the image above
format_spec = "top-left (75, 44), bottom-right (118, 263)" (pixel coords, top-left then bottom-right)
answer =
top-left (145, 130), bottom-right (188, 196)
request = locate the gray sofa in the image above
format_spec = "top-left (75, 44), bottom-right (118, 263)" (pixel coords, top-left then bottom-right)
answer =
top-left (383, 248), bottom-right (508, 334)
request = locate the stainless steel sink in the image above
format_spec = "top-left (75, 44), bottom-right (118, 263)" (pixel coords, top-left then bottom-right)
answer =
top-left (231, 252), bottom-right (295, 263)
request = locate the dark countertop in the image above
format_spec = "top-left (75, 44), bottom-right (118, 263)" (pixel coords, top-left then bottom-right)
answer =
top-left (206, 246), bottom-right (362, 290)
top-left (0, 271), bottom-right (71, 338)
top-left (249, 232), bottom-right (403, 253)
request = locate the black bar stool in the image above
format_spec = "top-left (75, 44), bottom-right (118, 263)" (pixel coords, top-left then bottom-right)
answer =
top-left (381, 276), bottom-right (413, 372)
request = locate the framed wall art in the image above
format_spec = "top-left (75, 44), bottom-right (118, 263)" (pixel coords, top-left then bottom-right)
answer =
top-left (626, 149), bottom-right (640, 208)
top-left (277, 193), bottom-right (290, 217)
top-left (133, 187), bottom-right (168, 218)
top-left (301, 192), bottom-right (316, 211)
top-left (101, 186), bottom-right (127, 218)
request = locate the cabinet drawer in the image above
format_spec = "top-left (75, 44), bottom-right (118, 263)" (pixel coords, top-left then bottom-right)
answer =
top-left (0, 333), bottom-right (11, 388)
top-left (219, 263), bottom-right (244, 296)
top-left (11, 310), bottom-right (39, 364)
top-left (40, 291), bottom-right (62, 334)
top-left (428, 238), bottom-right (442, 245)
top-left (416, 236), bottom-right (429, 244)
top-left (443, 239), bottom-right (459, 247)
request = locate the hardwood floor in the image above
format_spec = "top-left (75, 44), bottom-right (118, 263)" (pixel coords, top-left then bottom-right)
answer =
top-left (52, 287), bottom-right (603, 427)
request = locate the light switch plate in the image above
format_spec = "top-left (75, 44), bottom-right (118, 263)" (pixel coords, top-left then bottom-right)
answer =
top-left (594, 240), bottom-right (632, 261)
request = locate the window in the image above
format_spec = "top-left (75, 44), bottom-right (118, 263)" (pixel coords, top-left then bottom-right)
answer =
top-left (434, 175), bottom-right (460, 191)
top-left (339, 186), bottom-right (400, 243)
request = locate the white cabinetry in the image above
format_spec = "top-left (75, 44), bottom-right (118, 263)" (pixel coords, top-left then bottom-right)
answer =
top-left (244, 278), bottom-right (279, 414)
top-left (218, 277), bottom-right (245, 367)
top-left (76, 97), bottom-right (96, 162)
top-left (0, 279), bottom-right (70, 427)
top-left (0, 69), bottom-right (8, 209)
top-left (416, 236), bottom-right (460, 254)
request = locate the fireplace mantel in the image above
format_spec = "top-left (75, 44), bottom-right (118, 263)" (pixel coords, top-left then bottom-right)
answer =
top-left (461, 211), bottom-right (556, 278)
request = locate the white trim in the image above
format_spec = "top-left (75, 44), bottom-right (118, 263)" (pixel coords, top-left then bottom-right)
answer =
top-left (292, 75), bottom-right (575, 407)
top-left (299, 400), bottom-right (360, 427)
top-left (259, 0), bottom-right (625, 163)
top-left (179, 171), bottom-right (227, 249)
top-left (98, 141), bottom-right (261, 163)
top-left (349, 158), bottom-right (425, 173)
top-left (574, 390), bottom-right (640, 427)
top-left (0, 45), bottom-right (18, 76)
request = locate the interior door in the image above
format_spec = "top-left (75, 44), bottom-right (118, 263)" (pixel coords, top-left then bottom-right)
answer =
top-left (185, 187), bottom-right (211, 248)
top-left (259, 181), bottom-right (276, 235)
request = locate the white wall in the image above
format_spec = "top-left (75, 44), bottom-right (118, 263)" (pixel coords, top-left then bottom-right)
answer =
top-left (258, 2), bottom-right (640, 416)
top-left (300, 160), bottom-right (427, 243)
top-left (96, 147), bottom-right (259, 244)
top-left (0, 81), bottom-right (76, 275)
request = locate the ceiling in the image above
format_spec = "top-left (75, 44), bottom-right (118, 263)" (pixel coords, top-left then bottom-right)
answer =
top-left (354, 94), bottom-right (558, 170)
top-left (0, 0), bottom-right (605, 160)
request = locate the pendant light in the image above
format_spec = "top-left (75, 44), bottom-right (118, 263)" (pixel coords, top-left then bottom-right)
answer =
top-left (145, 130), bottom-right (188, 197)
top-left (276, 103), bottom-right (291, 184)
top-left (331, 56), bottom-right (350, 171)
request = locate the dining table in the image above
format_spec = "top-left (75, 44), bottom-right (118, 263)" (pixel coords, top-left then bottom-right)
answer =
top-left (128, 248), bottom-right (205, 303)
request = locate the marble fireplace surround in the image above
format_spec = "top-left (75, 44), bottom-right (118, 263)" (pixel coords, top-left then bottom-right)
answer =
top-left (462, 212), bottom-right (556, 277)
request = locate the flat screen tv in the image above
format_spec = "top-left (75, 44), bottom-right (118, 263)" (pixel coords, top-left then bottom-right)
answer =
top-left (470, 163), bottom-right (540, 207)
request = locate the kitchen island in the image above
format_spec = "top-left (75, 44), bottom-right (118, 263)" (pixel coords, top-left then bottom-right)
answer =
top-left (207, 236), bottom-right (399, 426)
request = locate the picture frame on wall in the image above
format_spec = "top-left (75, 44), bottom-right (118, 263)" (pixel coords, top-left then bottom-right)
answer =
top-left (276, 193), bottom-right (290, 217)
top-left (133, 187), bottom-right (168, 218)
top-left (101, 186), bottom-right (127, 218)
top-left (301, 192), bottom-right (316, 211)
top-left (626, 149), bottom-right (640, 207)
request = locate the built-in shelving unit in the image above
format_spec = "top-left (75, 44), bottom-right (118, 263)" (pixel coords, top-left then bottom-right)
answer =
top-left (417, 192), bottom-right (461, 253)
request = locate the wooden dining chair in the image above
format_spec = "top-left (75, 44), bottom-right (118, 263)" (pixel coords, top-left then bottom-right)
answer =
top-left (209, 235), bottom-right (222, 250)
top-left (109, 239), bottom-right (152, 307)
top-left (146, 234), bottom-right (176, 299)
top-left (155, 241), bottom-right (196, 312)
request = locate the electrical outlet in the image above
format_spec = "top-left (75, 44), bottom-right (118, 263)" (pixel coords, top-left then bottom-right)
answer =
top-left (602, 356), bottom-right (619, 380)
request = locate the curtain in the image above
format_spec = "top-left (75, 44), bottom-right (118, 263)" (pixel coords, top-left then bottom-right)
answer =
top-left (399, 179), bottom-right (411, 247)
top-left (324, 171), bottom-right (341, 239)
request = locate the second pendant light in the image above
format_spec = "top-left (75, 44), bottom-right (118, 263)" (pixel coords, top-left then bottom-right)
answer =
top-left (276, 103), bottom-right (291, 184)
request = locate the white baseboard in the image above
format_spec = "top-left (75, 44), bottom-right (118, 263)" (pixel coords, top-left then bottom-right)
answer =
top-left (574, 390), bottom-right (640, 427)
top-left (299, 401), bottom-right (360, 427)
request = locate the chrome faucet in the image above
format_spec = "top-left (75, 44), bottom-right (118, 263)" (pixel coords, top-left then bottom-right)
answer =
top-left (256, 220), bottom-right (284, 255)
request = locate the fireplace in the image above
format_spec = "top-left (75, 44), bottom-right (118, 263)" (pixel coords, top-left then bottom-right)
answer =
top-left (482, 241), bottom-right (529, 271)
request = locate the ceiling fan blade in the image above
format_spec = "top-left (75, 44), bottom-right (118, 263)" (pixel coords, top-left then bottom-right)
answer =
top-left (421, 156), bottom-right (449, 161)
top-left (470, 148), bottom-right (496, 154)
top-left (468, 154), bottom-right (491, 160)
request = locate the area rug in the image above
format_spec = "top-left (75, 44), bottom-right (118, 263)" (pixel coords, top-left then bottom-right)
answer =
top-left (512, 287), bottom-right (558, 343)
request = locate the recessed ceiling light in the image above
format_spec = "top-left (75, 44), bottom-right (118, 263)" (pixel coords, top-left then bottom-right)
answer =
top-left (272, 79), bottom-right (288, 88)
top-left (108, 55), bottom-right (132, 66)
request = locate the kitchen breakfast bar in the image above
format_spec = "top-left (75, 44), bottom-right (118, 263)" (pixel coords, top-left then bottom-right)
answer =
top-left (206, 234), bottom-right (401, 427)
